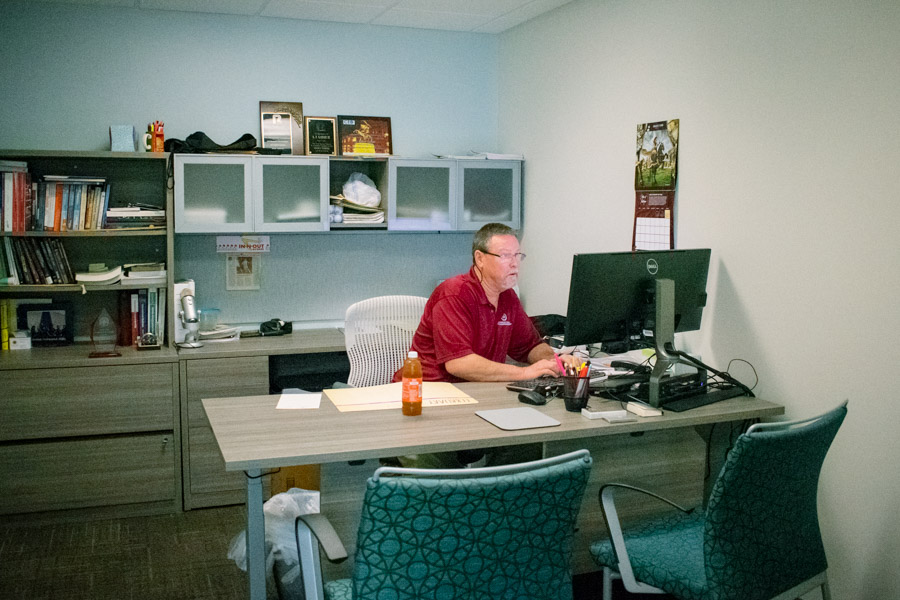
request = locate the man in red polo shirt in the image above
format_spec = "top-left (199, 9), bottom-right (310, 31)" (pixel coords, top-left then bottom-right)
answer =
top-left (395, 222), bottom-right (571, 383)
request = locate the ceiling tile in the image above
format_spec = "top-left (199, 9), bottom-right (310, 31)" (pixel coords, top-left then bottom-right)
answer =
top-left (372, 7), bottom-right (486, 31)
top-left (261, 0), bottom-right (390, 23)
top-left (140, 0), bottom-right (269, 16)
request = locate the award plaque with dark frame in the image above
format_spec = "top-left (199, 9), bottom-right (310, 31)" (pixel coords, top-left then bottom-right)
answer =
top-left (259, 101), bottom-right (304, 154)
top-left (304, 116), bottom-right (337, 156)
top-left (16, 301), bottom-right (74, 346)
top-left (337, 115), bottom-right (392, 156)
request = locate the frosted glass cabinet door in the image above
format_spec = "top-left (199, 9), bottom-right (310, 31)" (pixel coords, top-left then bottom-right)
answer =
top-left (457, 160), bottom-right (521, 231)
top-left (388, 159), bottom-right (456, 231)
top-left (253, 156), bottom-right (329, 232)
top-left (175, 155), bottom-right (253, 232)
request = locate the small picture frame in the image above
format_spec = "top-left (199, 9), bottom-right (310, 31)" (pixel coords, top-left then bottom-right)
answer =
top-left (304, 116), bottom-right (337, 156)
top-left (259, 101), bottom-right (304, 154)
top-left (337, 115), bottom-right (392, 156)
top-left (16, 302), bottom-right (74, 346)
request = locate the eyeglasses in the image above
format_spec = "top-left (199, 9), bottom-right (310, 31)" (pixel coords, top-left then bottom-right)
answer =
top-left (481, 251), bottom-right (527, 263)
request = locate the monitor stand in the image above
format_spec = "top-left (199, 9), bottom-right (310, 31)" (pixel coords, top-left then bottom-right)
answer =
top-left (647, 278), bottom-right (683, 407)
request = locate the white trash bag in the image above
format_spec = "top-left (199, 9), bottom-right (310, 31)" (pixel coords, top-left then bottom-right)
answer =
top-left (342, 172), bottom-right (381, 207)
top-left (227, 488), bottom-right (320, 590)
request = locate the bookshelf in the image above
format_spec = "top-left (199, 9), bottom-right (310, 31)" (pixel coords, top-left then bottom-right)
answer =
top-left (0, 150), bottom-right (180, 517)
top-left (1, 150), bottom-right (175, 353)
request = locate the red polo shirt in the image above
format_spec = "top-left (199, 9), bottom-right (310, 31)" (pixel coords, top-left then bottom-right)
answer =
top-left (393, 267), bottom-right (543, 383)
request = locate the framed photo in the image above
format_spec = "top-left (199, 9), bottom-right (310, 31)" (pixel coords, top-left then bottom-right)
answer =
top-left (260, 112), bottom-right (292, 154)
top-left (259, 101), bottom-right (304, 154)
top-left (337, 115), bottom-right (392, 156)
top-left (16, 301), bottom-right (74, 346)
top-left (304, 116), bottom-right (337, 156)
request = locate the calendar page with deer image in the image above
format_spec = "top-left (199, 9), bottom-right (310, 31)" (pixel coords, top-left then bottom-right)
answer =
top-left (633, 119), bottom-right (678, 250)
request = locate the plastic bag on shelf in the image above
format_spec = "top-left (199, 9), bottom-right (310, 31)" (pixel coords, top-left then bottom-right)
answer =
top-left (342, 172), bottom-right (381, 207)
top-left (227, 487), bottom-right (320, 589)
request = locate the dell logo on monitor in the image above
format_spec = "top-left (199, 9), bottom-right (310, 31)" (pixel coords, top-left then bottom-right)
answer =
top-left (646, 258), bottom-right (659, 275)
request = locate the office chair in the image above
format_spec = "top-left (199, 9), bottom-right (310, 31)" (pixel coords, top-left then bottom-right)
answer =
top-left (590, 401), bottom-right (847, 600)
top-left (288, 449), bottom-right (593, 600)
top-left (343, 295), bottom-right (427, 387)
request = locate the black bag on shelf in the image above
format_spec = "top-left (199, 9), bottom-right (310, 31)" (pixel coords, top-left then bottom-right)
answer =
top-left (164, 131), bottom-right (278, 154)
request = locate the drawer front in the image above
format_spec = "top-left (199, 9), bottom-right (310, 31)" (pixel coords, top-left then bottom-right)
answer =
top-left (188, 425), bottom-right (247, 495)
top-left (1, 363), bottom-right (176, 441)
top-left (0, 433), bottom-right (176, 514)
top-left (186, 356), bottom-right (269, 425)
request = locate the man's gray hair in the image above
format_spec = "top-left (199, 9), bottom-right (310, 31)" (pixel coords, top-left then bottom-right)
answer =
top-left (472, 223), bottom-right (518, 259)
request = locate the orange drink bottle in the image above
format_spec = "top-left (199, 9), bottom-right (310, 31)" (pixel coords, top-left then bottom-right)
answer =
top-left (401, 351), bottom-right (423, 416)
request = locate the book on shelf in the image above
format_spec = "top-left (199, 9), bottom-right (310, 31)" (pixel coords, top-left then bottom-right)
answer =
top-left (1, 237), bottom-right (20, 285)
top-left (74, 265), bottom-right (122, 285)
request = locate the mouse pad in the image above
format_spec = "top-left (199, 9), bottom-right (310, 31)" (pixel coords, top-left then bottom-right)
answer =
top-left (475, 407), bottom-right (561, 431)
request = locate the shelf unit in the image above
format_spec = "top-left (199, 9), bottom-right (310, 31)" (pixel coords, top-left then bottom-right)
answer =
top-left (0, 150), bottom-right (180, 517)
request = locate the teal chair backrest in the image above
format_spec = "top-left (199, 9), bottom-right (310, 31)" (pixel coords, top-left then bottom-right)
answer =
top-left (351, 450), bottom-right (592, 600)
top-left (703, 403), bottom-right (847, 600)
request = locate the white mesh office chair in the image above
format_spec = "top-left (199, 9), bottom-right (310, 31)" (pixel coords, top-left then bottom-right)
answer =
top-left (343, 295), bottom-right (427, 387)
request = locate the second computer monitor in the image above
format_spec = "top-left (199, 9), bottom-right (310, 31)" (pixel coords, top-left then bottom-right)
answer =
top-left (563, 249), bottom-right (712, 350)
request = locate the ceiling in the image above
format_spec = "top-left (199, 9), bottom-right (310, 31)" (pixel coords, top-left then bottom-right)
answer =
top-left (36, 0), bottom-right (575, 33)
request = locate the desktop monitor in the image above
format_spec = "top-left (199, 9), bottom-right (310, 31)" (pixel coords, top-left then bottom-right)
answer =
top-left (563, 249), bottom-right (712, 351)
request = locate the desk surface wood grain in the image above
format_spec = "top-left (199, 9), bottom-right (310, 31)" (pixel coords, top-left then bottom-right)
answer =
top-left (203, 383), bottom-right (784, 471)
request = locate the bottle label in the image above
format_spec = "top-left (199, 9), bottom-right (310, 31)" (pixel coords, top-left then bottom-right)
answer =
top-left (402, 378), bottom-right (422, 403)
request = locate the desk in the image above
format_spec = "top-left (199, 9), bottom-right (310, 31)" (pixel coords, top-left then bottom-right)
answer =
top-left (204, 383), bottom-right (783, 600)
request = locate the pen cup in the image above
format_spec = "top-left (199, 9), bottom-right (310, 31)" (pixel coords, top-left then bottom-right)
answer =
top-left (563, 375), bottom-right (591, 412)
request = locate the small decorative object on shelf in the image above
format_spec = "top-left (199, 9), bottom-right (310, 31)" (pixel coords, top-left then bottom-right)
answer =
top-left (89, 307), bottom-right (120, 358)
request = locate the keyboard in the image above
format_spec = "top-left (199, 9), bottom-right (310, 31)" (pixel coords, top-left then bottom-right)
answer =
top-left (506, 377), bottom-right (562, 395)
top-left (662, 386), bottom-right (747, 412)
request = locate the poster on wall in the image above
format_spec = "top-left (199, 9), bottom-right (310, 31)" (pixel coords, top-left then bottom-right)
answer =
top-left (635, 119), bottom-right (678, 191)
top-left (226, 254), bottom-right (261, 291)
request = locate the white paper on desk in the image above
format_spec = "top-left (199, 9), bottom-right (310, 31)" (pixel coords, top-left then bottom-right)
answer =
top-left (324, 382), bottom-right (476, 412)
top-left (276, 389), bottom-right (321, 409)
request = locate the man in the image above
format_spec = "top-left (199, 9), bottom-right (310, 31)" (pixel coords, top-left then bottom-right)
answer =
top-left (392, 223), bottom-right (573, 467)
top-left (395, 222), bottom-right (573, 383)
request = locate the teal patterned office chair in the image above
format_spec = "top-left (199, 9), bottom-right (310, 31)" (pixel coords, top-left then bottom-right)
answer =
top-left (291, 449), bottom-right (592, 600)
top-left (590, 401), bottom-right (846, 600)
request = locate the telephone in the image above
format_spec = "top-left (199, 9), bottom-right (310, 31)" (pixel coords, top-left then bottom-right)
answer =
top-left (260, 318), bottom-right (292, 336)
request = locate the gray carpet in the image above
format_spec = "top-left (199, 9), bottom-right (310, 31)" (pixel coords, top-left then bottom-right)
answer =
top-left (0, 504), bottom-right (660, 600)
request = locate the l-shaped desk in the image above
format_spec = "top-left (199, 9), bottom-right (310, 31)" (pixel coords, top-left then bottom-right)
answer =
top-left (204, 381), bottom-right (783, 600)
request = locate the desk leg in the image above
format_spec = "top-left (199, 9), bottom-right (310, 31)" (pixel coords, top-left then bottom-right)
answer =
top-left (246, 469), bottom-right (266, 600)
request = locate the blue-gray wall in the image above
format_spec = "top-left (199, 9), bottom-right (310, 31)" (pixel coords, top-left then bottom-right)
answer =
top-left (0, 1), bottom-right (499, 323)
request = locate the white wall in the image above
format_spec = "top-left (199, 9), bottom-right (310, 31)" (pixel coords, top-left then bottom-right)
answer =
top-left (499, 0), bottom-right (900, 597)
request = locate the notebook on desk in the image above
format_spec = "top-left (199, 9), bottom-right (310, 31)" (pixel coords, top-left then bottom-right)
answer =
top-left (475, 407), bottom-right (561, 431)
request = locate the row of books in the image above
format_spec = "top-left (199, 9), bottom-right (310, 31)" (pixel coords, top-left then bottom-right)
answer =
top-left (2, 236), bottom-right (75, 285)
top-left (118, 287), bottom-right (166, 347)
top-left (0, 160), bottom-right (113, 232)
top-left (1, 160), bottom-right (166, 233)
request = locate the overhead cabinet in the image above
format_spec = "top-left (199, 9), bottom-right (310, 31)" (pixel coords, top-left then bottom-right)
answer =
top-left (174, 155), bottom-right (330, 233)
top-left (176, 154), bottom-right (521, 233)
top-left (388, 158), bottom-right (521, 231)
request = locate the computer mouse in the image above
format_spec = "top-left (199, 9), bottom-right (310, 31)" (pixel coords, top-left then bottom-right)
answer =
top-left (518, 389), bottom-right (548, 406)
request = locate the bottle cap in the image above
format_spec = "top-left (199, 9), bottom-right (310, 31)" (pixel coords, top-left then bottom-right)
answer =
top-left (408, 351), bottom-right (418, 359)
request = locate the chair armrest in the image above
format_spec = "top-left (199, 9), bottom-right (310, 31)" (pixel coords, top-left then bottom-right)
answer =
top-left (296, 514), bottom-right (348, 563)
top-left (294, 514), bottom-right (348, 600)
top-left (599, 483), bottom-right (691, 596)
